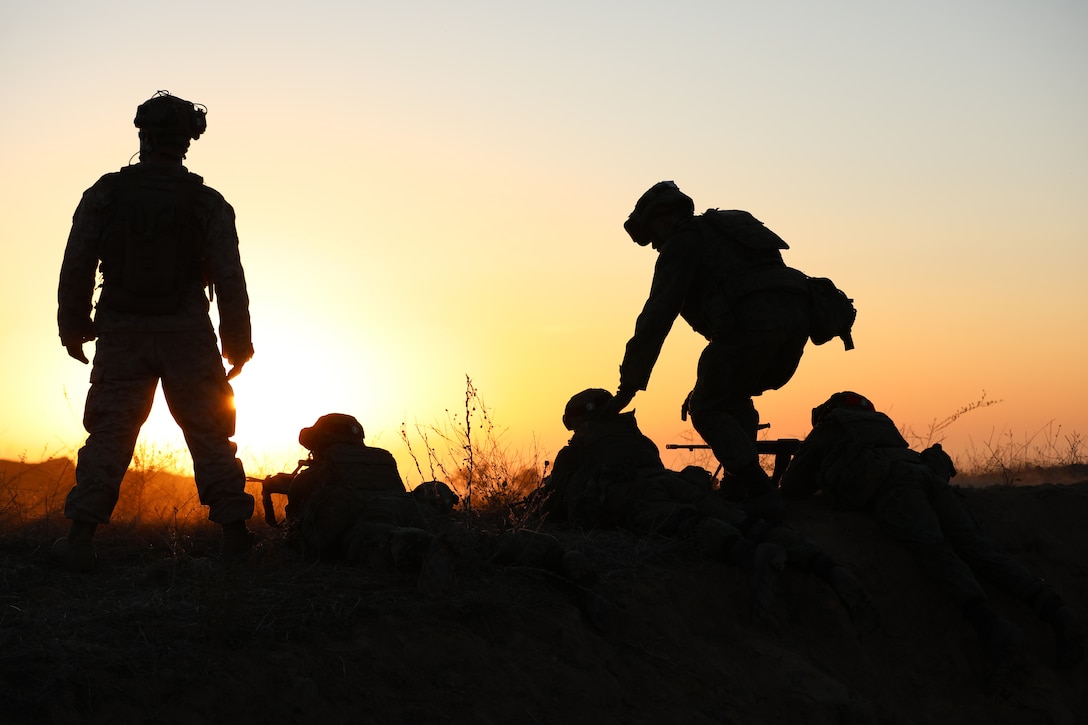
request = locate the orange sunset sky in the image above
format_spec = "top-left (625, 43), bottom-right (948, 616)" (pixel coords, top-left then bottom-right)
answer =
top-left (2, 1), bottom-right (1086, 485)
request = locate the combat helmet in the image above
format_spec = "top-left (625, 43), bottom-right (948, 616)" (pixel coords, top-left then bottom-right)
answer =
top-left (562, 388), bottom-right (614, 431)
top-left (134, 90), bottom-right (207, 140)
top-left (811, 391), bottom-right (874, 427)
top-left (623, 181), bottom-right (695, 246)
top-left (299, 413), bottom-right (365, 454)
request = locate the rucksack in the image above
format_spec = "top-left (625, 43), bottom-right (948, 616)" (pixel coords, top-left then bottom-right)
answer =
top-left (700, 211), bottom-right (857, 350)
top-left (807, 276), bottom-right (856, 350)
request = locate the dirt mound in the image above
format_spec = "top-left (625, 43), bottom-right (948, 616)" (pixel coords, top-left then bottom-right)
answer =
top-left (1, 481), bottom-right (1085, 724)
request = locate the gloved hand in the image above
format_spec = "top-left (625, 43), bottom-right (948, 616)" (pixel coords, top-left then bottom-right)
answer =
top-left (62, 332), bottom-right (95, 364)
top-left (65, 342), bottom-right (90, 364)
top-left (224, 342), bottom-right (254, 380)
top-left (226, 361), bottom-right (246, 380)
top-left (601, 387), bottom-right (636, 416)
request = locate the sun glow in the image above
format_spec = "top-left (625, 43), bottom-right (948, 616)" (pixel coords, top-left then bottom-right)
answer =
top-left (229, 343), bottom-right (405, 476)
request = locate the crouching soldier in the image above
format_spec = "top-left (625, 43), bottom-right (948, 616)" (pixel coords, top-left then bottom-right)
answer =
top-left (261, 413), bottom-right (437, 565)
top-left (780, 391), bottom-right (1084, 687)
top-left (539, 388), bottom-right (877, 630)
top-left (265, 414), bottom-right (602, 604)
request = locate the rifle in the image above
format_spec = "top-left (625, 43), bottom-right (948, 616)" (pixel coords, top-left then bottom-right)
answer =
top-left (253, 458), bottom-right (312, 527)
top-left (666, 424), bottom-right (801, 485)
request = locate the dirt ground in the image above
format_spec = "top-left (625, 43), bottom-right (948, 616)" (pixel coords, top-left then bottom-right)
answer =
top-left (1, 473), bottom-right (1086, 725)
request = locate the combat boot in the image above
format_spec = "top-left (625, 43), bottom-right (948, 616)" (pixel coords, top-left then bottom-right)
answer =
top-left (221, 520), bottom-right (257, 560)
top-left (52, 520), bottom-right (98, 573)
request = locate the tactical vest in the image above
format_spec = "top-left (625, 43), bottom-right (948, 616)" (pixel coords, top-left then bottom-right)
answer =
top-left (98, 167), bottom-right (205, 314)
top-left (284, 443), bottom-right (406, 523)
top-left (318, 444), bottom-right (406, 493)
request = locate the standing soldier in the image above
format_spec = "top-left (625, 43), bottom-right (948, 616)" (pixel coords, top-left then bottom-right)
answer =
top-left (55, 91), bottom-right (256, 570)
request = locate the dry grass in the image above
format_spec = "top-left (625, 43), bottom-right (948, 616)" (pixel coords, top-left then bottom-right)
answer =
top-left (5, 386), bottom-right (1086, 540)
top-left (895, 392), bottom-right (1086, 487)
top-left (399, 375), bottom-right (550, 531)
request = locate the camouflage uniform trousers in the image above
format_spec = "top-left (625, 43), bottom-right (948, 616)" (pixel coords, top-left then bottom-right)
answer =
top-left (867, 460), bottom-right (1046, 607)
top-left (65, 330), bottom-right (254, 524)
top-left (686, 290), bottom-right (810, 473)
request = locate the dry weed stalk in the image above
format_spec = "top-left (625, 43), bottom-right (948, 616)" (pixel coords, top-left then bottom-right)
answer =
top-left (399, 375), bottom-right (549, 530)
top-left (897, 391), bottom-right (1002, 450)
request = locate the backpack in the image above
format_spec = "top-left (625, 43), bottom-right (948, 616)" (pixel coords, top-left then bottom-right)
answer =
top-left (700, 211), bottom-right (857, 350)
top-left (807, 276), bottom-right (856, 350)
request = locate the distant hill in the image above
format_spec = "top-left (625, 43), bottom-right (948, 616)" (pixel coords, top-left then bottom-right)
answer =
top-left (0, 457), bottom-right (75, 519)
top-left (0, 457), bottom-right (202, 523)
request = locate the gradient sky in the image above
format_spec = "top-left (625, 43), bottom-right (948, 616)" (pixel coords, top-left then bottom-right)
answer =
top-left (2, 1), bottom-right (1086, 484)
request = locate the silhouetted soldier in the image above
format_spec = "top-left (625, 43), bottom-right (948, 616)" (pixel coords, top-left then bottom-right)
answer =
top-left (277, 414), bottom-right (599, 602)
top-left (542, 388), bottom-right (878, 629)
top-left (55, 91), bottom-right (255, 570)
top-left (780, 391), bottom-right (1084, 687)
top-left (605, 181), bottom-right (819, 520)
top-left (276, 413), bottom-right (422, 563)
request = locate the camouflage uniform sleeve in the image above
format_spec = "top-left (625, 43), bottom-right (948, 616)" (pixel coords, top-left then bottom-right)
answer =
top-left (618, 230), bottom-right (700, 392)
top-left (204, 190), bottom-right (253, 364)
top-left (57, 181), bottom-right (109, 346)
